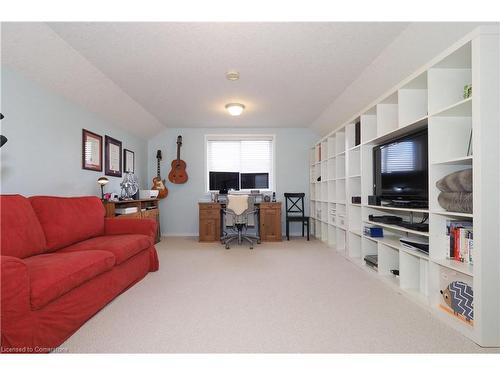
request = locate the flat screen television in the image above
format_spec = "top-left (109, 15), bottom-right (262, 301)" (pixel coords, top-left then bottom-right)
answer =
top-left (209, 172), bottom-right (240, 191)
top-left (373, 129), bottom-right (428, 203)
top-left (241, 173), bottom-right (269, 189)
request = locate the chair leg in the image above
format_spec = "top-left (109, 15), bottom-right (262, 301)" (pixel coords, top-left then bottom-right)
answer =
top-left (286, 220), bottom-right (290, 240)
top-left (306, 219), bottom-right (310, 241)
top-left (242, 236), bottom-right (255, 249)
top-left (302, 221), bottom-right (304, 237)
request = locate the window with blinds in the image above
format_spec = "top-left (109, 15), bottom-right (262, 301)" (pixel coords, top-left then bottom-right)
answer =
top-left (206, 135), bottom-right (274, 191)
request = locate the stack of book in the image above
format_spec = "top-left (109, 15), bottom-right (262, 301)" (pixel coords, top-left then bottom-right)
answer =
top-left (446, 220), bottom-right (473, 264)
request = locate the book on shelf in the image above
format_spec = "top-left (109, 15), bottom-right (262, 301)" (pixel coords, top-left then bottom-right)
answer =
top-left (446, 220), bottom-right (473, 264)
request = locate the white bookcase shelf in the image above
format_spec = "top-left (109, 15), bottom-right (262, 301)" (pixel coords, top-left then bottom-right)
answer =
top-left (309, 26), bottom-right (500, 347)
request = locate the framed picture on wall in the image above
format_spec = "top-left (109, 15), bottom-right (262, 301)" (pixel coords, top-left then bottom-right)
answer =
top-left (124, 149), bottom-right (135, 173)
top-left (105, 135), bottom-right (122, 177)
top-left (82, 129), bottom-right (103, 171)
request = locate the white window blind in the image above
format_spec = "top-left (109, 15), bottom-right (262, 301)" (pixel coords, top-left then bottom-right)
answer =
top-left (206, 135), bottom-right (274, 190)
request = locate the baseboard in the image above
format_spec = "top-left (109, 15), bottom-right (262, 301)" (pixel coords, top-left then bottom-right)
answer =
top-left (161, 233), bottom-right (198, 237)
top-left (161, 232), bottom-right (306, 237)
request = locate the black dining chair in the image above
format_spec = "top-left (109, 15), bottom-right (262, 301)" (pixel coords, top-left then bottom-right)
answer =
top-left (284, 193), bottom-right (310, 241)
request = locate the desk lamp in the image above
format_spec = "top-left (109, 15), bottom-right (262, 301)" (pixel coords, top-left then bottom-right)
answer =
top-left (97, 177), bottom-right (109, 199)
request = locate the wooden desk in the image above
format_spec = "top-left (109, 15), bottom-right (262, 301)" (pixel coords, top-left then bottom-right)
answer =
top-left (103, 198), bottom-right (161, 243)
top-left (198, 201), bottom-right (282, 242)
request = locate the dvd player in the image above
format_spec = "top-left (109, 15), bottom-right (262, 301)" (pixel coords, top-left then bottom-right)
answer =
top-left (400, 238), bottom-right (429, 254)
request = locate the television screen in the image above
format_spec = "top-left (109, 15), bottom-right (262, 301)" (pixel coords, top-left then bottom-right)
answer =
top-left (241, 173), bottom-right (269, 189)
top-left (373, 129), bottom-right (428, 201)
top-left (209, 172), bottom-right (240, 191)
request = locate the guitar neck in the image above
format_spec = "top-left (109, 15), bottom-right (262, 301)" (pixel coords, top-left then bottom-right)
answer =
top-left (157, 159), bottom-right (160, 178)
top-left (176, 144), bottom-right (181, 161)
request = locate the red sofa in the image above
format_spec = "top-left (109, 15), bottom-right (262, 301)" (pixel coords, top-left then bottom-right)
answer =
top-left (0, 195), bottom-right (159, 353)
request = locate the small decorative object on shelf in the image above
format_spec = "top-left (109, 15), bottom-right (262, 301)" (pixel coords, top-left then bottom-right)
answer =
top-left (440, 280), bottom-right (474, 324)
top-left (264, 194), bottom-right (271, 202)
top-left (463, 84), bottom-right (472, 99)
top-left (272, 192), bottom-right (276, 202)
top-left (120, 172), bottom-right (139, 200)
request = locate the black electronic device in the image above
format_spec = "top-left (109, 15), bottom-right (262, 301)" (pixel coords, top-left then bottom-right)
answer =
top-left (352, 196), bottom-right (361, 204)
top-left (368, 214), bottom-right (403, 224)
top-left (241, 173), bottom-right (269, 189)
top-left (373, 129), bottom-right (428, 205)
top-left (364, 254), bottom-right (378, 269)
top-left (368, 195), bottom-right (381, 206)
top-left (400, 238), bottom-right (429, 254)
top-left (209, 171), bottom-right (239, 191)
top-left (398, 222), bottom-right (429, 232)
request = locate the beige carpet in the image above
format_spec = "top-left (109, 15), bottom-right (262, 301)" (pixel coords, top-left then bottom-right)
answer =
top-left (60, 237), bottom-right (500, 353)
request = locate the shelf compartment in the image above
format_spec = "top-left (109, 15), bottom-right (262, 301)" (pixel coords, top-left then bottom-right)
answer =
top-left (376, 102), bottom-right (398, 137)
top-left (360, 109), bottom-right (377, 143)
top-left (429, 116), bottom-right (471, 164)
top-left (348, 231), bottom-right (362, 258)
top-left (398, 72), bottom-right (428, 127)
top-left (364, 204), bottom-right (429, 214)
top-left (432, 258), bottom-right (473, 277)
top-left (364, 220), bottom-right (430, 237)
top-left (336, 227), bottom-right (346, 254)
top-left (430, 97), bottom-right (472, 117)
top-left (400, 250), bottom-right (429, 297)
top-left (328, 224), bottom-right (336, 247)
top-left (378, 243), bottom-right (399, 276)
top-left (428, 68), bottom-right (472, 115)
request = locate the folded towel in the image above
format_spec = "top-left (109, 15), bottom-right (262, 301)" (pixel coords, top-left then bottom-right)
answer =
top-left (436, 168), bottom-right (472, 193)
top-left (438, 192), bottom-right (473, 213)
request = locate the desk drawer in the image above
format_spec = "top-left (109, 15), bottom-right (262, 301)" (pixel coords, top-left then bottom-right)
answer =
top-left (142, 208), bottom-right (158, 219)
top-left (199, 203), bottom-right (220, 210)
top-left (200, 209), bottom-right (220, 219)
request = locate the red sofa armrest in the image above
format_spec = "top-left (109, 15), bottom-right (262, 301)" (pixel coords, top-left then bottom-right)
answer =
top-left (104, 218), bottom-right (157, 243)
top-left (1, 255), bottom-right (32, 349)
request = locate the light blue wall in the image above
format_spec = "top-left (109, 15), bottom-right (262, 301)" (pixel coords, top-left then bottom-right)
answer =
top-left (1, 67), bottom-right (148, 197)
top-left (148, 127), bottom-right (318, 235)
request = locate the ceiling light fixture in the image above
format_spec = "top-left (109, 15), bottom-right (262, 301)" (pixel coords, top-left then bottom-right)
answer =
top-left (225, 103), bottom-right (245, 116)
top-left (225, 71), bottom-right (240, 81)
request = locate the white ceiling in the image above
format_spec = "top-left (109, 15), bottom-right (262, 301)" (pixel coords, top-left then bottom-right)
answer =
top-left (2, 22), bottom-right (410, 138)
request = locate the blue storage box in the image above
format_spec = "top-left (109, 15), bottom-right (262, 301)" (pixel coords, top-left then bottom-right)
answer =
top-left (364, 226), bottom-right (383, 237)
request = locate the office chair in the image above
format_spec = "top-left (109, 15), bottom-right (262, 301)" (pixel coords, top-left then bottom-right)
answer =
top-left (284, 193), bottom-right (310, 241)
top-left (222, 194), bottom-right (260, 249)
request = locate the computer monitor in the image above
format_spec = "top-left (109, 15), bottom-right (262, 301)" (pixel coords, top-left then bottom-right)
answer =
top-left (241, 173), bottom-right (269, 189)
top-left (209, 171), bottom-right (240, 191)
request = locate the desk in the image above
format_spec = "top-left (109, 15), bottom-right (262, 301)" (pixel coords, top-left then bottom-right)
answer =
top-left (103, 198), bottom-right (161, 243)
top-left (198, 202), bottom-right (282, 242)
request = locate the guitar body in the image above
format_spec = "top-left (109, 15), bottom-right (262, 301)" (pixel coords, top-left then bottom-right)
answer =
top-left (152, 176), bottom-right (168, 199)
top-left (152, 150), bottom-right (168, 199)
top-left (168, 159), bottom-right (188, 184)
top-left (168, 135), bottom-right (188, 184)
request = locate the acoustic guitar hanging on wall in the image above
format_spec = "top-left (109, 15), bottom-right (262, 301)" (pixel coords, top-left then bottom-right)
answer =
top-left (168, 135), bottom-right (188, 184)
top-left (151, 150), bottom-right (168, 199)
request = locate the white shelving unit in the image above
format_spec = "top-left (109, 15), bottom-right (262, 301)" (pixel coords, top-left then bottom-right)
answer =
top-left (308, 26), bottom-right (500, 347)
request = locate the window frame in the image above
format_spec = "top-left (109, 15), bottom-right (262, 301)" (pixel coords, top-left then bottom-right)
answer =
top-left (204, 134), bottom-right (276, 193)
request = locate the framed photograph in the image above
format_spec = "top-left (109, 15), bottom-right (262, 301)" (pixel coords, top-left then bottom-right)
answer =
top-left (105, 135), bottom-right (122, 177)
top-left (82, 129), bottom-right (103, 171)
top-left (124, 149), bottom-right (135, 173)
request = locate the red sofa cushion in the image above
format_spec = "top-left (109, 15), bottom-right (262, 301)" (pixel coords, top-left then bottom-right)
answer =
top-left (0, 195), bottom-right (47, 258)
top-left (29, 196), bottom-right (105, 251)
top-left (59, 234), bottom-right (153, 265)
top-left (24, 250), bottom-right (116, 310)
